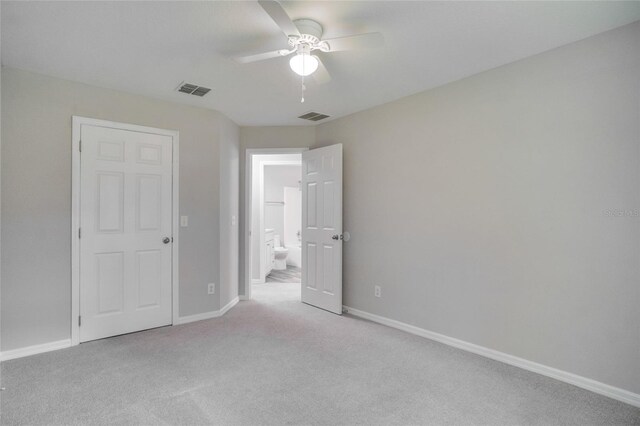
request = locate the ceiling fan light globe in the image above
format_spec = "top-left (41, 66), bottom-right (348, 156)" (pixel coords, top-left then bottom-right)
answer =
top-left (289, 53), bottom-right (319, 76)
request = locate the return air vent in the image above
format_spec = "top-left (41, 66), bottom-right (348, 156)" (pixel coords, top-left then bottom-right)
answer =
top-left (176, 82), bottom-right (211, 97)
top-left (298, 111), bottom-right (330, 122)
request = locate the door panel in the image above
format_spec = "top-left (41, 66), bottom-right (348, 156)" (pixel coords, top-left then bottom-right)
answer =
top-left (301, 144), bottom-right (343, 314)
top-left (80, 125), bottom-right (173, 342)
top-left (136, 249), bottom-right (162, 309)
top-left (96, 252), bottom-right (125, 315)
top-left (136, 175), bottom-right (162, 230)
top-left (97, 172), bottom-right (124, 232)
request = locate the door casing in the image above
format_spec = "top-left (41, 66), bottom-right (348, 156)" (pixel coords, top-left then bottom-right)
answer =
top-left (71, 116), bottom-right (180, 346)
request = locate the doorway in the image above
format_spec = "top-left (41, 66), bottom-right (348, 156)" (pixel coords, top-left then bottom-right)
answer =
top-left (244, 144), bottom-right (344, 314)
top-left (245, 150), bottom-right (305, 301)
top-left (71, 117), bottom-right (180, 345)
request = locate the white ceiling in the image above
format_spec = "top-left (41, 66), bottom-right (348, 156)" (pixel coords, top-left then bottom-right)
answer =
top-left (2, 1), bottom-right (639, 126)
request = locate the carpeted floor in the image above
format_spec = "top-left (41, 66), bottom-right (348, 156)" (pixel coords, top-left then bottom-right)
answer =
top-left (1, 282), bottom-right (639, 425)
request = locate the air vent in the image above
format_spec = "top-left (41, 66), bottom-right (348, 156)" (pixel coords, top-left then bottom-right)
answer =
top-left (298, 111), bottom-right (330, 122)
top-left (176, 82), bottom-right (211, 97)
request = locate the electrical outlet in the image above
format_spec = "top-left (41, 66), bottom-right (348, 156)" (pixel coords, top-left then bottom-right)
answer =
top-left (208, 283), bottom-right (215, 295)
top-left (374, 285), bottom-right (381, 298)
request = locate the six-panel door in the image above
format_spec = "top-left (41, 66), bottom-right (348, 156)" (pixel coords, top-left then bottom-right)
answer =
top-left (79, 125), bottom-right (173, 342)
top-left (301, 144), bottom-right (343, 314)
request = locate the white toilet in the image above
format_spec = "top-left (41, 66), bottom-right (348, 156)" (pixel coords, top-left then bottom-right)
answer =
top-left (273, 235), bottom-right (289, 270)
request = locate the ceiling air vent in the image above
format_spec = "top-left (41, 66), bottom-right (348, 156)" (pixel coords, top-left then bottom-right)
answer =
top-left (176, 82), bottom-right (211, 97)
top-left (298, 111), bottom-right (330, 122)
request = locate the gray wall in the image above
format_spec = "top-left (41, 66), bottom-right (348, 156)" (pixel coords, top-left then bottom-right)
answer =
top-left (219, 119), bottom-right (240, 308)
top-left (1, 68), bottom-right (239, 351)
top-left (316, 22), bottom-right (640, 394)
top-left (238, 127), bottom-right (315, 295)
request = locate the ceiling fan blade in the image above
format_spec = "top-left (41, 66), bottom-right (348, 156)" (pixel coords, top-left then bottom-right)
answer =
top-left (324, 32), bottom-right (384, 52)
top-left (234, 49), bottom-right (286, 64)
top-left (312, 56), bottom-right (332, 84)
top-left (258, 0), bottom-right (300, 38)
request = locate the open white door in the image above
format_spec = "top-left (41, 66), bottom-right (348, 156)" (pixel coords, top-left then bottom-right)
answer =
top-left (301, 144), bottom-right (343, 314)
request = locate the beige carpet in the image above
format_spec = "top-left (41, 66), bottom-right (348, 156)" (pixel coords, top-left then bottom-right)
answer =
top-left (1, 282), bottom-right (638, 425)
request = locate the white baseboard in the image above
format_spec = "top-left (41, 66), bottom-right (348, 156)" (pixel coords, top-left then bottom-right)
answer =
top-left (174, 310), bottom-right (221, 325)
top-left (219, 296), bottom-right (240, 315)
top-left (1, 298), bottom-right (242, 361)
top-left (343, 306), bottom-right (640, 408)
top-left (239, 295), bottom-right (250, 301)
top-left (174, 296), bottom-right (239, 325)
top-left (1, 339), bottom-right (72, 362)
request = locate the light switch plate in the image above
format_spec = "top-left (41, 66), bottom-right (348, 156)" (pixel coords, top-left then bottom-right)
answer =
top-left (180, 216), bottom-right (189, 227)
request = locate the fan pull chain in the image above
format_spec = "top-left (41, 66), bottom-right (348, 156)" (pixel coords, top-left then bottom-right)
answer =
top-left (300, 50), bottom-right (306, 103)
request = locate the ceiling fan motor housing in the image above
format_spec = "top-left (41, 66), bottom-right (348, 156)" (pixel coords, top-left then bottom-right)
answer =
top-left (289, 19), bottom-right (330, 52)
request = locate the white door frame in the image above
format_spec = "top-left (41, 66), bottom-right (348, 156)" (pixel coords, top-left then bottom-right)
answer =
top-left (71, 116), bottom-right (180, 346)
top-left (243, 148), bottom-right (307, 300)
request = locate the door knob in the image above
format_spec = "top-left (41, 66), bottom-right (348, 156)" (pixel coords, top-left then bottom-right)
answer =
top-left (163, 237), bottom-right (171, 244)
top-left (331, 234), bottom-right (343, 240)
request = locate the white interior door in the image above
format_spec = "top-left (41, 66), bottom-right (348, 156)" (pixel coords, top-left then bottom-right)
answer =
top-left (301, 144), bottom-right (343, 314)
top-left (80, 124), bottom-right (173, 342)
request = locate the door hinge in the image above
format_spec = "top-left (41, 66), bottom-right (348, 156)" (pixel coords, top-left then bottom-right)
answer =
top-left (79, 140), bottom-right (82, 152)
top-left (78, 228), bottom-right (81, 239)
top-left (78, 316), bottom-right (81, 327)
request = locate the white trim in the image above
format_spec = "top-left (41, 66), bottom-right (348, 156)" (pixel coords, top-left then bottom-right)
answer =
top-left (71, 117), bottom-right (81, 346)
top-left (219, 296), bottom-right (240, 315)
top-left (174, 297), bottom-right (239, 325)
top-left (0, 297), bottom-right (239, 361)
top-left (1, 297), bottom-right (240, 361)
top-left (71, 116), bottom-right (180, 346)
top-left (343, 306), bottom-right (640, 408)
top-left (174, 311), bottom-right (219, 325)
top-left (243, 148), bottom-right (308, 300)
top-left (0, 339), bottom-right (72, 362)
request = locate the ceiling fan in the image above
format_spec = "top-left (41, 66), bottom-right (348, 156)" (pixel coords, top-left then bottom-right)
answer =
top-left (234, 0), bottom-right (384, 88)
